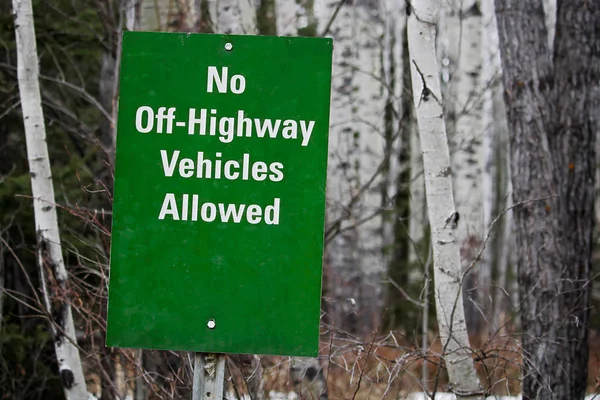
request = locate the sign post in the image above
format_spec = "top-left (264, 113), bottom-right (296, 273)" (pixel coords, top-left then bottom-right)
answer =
top-left (192, 353), bottom-right (226, 400)
top-left (106, 31), bottom-right (333, 393)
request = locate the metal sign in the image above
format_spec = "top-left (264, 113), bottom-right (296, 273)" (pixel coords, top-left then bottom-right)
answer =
top-left (106, 31), bottom-right (333, 357)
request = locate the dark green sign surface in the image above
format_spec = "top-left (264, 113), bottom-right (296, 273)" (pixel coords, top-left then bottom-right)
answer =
top-left (106, 32), bottom-right (332, 357)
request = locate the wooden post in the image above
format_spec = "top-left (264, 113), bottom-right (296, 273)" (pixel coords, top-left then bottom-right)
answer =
top-left (192, 353), bottom-right (226, 400)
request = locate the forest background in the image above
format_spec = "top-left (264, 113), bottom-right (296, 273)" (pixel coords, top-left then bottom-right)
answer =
top-left (1, 0), bottom-right (599, 399)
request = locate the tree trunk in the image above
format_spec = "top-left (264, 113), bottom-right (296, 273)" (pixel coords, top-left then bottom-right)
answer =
top-left (447, 0), bottom-right (485, 337)
top-left (139, 0), bottom-right (175, 30)
top-left (99, 50), bottom-right (117, 157)
top-left (479, 0), bottom-right (504, 338)
top-left (319, 0), bottom-right (387, 334)
top-left (320, 0), bottom-right (360, 331)
top-left (407, 1), bottom-right (484, 397)
top-left (490, 42), bottom-right (512, 334)
top-left (138, 0), bottom-right (199, 31)
top-left (492, 166), bottom-right (512, 334)
top-left (258, 0), bottom-right (276, 35)
top-left (12, 0), bottom-right (89, 398)
top-left (275, 0), bottom-right (296, 35)
top-left (542, 0), bottom-right (556, 51)
top-left (494, 0), bottom-right (598, 397)
top-left (0, 238), bottom-right (4, 334)
top-left (217, 0), bottom-right (257, 34)
top-left (408, 125), bottom-right (427, 266)
top-left (546, 1), bottom-right (597, 397)
top-left (385, 4), bottom-right (426, 333)
top-left (407, 24), bottom-right (429, 276)
top-left (437, 0), bottom-right (459, 137)
top-left (125, 0), bottom-right (139, 31)
top-left (449, 0), bottom-right (484, 248)
top-left (175, 0), bottom-right (198, 30)
top-left (349, 0), bottom-right (387, 332)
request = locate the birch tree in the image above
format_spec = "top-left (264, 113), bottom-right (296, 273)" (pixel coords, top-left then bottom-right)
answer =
top-left (318, 0), bottom-right (388, 333)
top-left (385, 3), bottom-right (429, 331)
top-left (407, 0), bottom-right (484, 397)
top-left (480, 0), bottom-right (514, 335)
top-left (444, 0), bottom-right (485, 335)
top-left (318, 0), bottom-right (360, 332)
top-left (494, 0), bottom-right (599, 397)
top-left (218, 0), bottom-right (257, 34)
top-left (137, 0), bottom-right (198, 31)
top-left (345, 0), bottom-right (388, 330)
top-left (381, 0), bottom-right (403, 316)
top-left (12, 0), bottom-right (89, 398)
top-left (139, 0), bottom-right (172, 30)
top-left (478, 0), bottom-right (500, 335)
top-left (448, 0), bottom-right (484, 251)
top-left (275, 0), bottom-right (296, 35)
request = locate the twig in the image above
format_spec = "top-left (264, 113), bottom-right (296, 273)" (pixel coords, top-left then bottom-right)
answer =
top-left (320, 0), bottom-right (347, 37)
top-left (351, 309), bottom-right (387, 399)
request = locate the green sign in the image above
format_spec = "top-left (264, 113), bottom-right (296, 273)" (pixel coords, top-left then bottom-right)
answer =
top-left (105, 32), bottom-right (333, 357)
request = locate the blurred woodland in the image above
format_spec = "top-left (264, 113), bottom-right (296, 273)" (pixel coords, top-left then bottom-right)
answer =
top-left (1, 0), bottom-right (600, 399)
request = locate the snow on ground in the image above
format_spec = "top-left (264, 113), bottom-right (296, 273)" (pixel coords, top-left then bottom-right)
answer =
top-left (406, 393), bottom-right (599, 400)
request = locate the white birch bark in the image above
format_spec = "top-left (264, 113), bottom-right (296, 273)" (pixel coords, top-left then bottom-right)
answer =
top-left (138, 0), bottom-right (198, 31)
top-left (441, 0), bottom-right (485, 335)
top-left (217, 0), bottom-right (257, 34)
top-left (206, 0), bottom-right (218, 30)
top-left (13, 0), bottom-right (89, 398)
top-left (352, 0), bottom-right (387, 327)
top-left (313, 0), bottom-right (327, 33)
top-left (407, 0), bottom-right (483, 397)
top-left (453, 0), bottom-right (484, 243)
top-left (479, 0), bottom-right (500, 333)
top-left (125, 0), bottom-right (139, 31)
top-left (437, 0), bottom-right (459, 133)
top-left (543, 0), bottom-right (556, 51)
top-left (139, 0), bottom-right (176, 30)
top-left (319, 0), bottom-right (361, 330)
top-left (276, 0), bottom-right (297, 35)
top-left (318, 0), bottom-right (388, 332)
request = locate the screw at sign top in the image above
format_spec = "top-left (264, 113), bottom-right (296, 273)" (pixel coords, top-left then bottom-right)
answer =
top-left (207, 319), bottom-right (216, 329)
top-left (225, 43), bottom-right (233, 51)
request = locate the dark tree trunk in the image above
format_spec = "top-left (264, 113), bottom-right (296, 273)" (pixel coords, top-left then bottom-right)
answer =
top-left (547, 2), bottom-right (599, 398)
top-left (385, 15), bottom-right (414, 332)
top-left (494, 0), bottom-right (598, 398)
